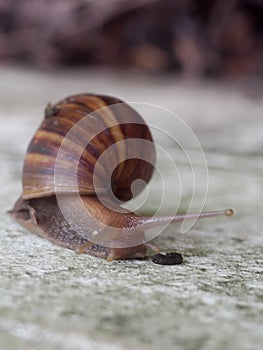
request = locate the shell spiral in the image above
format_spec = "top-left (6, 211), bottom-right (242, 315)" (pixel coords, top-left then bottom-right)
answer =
top-left (22, 94), bottom-right (156, 202)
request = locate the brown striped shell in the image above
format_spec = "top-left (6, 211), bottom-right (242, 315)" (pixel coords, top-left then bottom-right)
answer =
top-left (22, 94), bottom-right (155, 202)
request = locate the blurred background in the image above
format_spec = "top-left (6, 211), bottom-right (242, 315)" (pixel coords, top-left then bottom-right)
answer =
top-left (0, 0), bottom-right (262, 79)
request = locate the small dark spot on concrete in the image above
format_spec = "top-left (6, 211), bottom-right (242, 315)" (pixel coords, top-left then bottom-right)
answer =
top-left (152, 252), bottom-right (183, 265)
top-left (231, 237), bottom-right (245, 243)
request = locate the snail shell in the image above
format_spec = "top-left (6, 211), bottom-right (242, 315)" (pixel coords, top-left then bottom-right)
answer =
top-left (23, 94), bottom-right (155, 202)
top-left (10, 94), bottom-right (233, 261)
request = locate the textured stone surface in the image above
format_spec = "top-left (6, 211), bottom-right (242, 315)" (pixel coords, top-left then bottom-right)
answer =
top-left (0, 66), bottom-right (262, 350)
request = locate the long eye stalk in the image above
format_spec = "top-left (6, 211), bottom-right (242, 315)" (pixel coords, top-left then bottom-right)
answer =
top-left (138, 209), bottom-right (234, 230)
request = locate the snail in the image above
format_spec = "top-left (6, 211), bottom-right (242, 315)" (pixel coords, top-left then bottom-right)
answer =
top-left (10, 94), bottom-right (233, 262)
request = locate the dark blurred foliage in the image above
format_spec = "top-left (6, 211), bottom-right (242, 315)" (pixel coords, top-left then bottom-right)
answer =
top-left (0, 0), bottom-right (262, 78)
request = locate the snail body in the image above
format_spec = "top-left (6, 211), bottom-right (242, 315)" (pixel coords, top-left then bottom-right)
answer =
top-left (10, 94), bottom-right (233, 261)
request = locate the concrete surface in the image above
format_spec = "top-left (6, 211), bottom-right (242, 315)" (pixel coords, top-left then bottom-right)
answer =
top-left (0, 66), bottom-right (263, 350)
